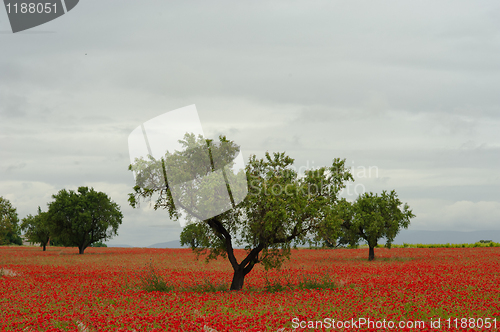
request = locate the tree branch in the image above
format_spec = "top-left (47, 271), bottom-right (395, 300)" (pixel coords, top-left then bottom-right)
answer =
top-left (206, 216), bottom-right (239, 271)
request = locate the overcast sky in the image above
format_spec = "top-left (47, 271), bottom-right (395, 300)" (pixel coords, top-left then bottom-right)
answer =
top-left (1, 1), bottom-right (499, 246)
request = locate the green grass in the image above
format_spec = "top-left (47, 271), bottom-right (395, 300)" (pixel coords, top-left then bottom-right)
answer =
top-left (138, 262), bottom-right (338, 293)
top-left (137, 262), bottom-right (176, 292)
top-left (137, 261), bottom-right (228, 293)
top-left (263, 272), bottom-right (337, 293)
top-left (389, 242), bottom-right (500, 248)
top-left (188, 278), bottom-right (229, 292)
top-left (307, 241), bottom-right (500, 249)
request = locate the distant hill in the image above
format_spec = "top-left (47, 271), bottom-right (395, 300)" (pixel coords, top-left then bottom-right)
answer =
top-left (148, 240), bottom-right (185, 248)
top-left (107, 230), bottom-right (500, 248)
top-left (147, 240), bottom-right (247, 249)
top-left (391, 230), bottom-right (500, 245)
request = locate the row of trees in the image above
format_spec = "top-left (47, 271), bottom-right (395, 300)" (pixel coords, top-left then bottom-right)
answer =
top-left (129, 134), bottom-right (415, 290)
top-left (1, 187), bottom-right (123, 254)
top-left (2, 134), bottom-right (414, 291)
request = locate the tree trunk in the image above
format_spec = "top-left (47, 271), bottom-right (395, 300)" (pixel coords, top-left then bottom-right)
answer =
top-left (78, 246), bottom-right (85, 255)
top-left (42, 244), bottom-right (46, 251)
top-left (368, 246), bottom-right (375, 261)
top-left (204, 215), bottom-right (262, 291)
top-left (230, 268), bottom-right (245, 291)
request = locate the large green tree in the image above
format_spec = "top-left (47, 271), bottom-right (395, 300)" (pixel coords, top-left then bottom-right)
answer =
top-left (337, 190), bottom-right (415, 261)
top-left (129, 134), bottom-right (353, 290)
top-left (47, 187), bottom-right (123, 254)
top-left (21, 207), bottom-right (51, 251)
top-left (0, 196), bottom-right (22, 245)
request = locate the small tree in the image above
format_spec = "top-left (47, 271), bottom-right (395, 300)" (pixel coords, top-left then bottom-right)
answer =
top-left (21, 207), bottom-right (51, 251)
top-left (0, 196), bottom-right (22, 245)
top-left (339, 190), bottom-right (415, 261)
top-left (47, 187), bottom-right (123, 254)
top-left (129, 134), bottom-right (353, 290)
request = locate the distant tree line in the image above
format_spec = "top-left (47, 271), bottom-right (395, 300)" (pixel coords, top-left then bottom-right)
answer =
top-left (0, 187), bottom-right (122, 254)
top-left (129, 133), bottom-right (415, 290)
top-left (1, 133), bottom-right (415, 292)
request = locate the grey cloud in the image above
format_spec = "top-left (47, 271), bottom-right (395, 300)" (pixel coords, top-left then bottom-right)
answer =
top-left (3, 1), bottom-right (499, 115)
top-left (5, 162), bottom-right (27, 172)
top-left (428, 112), bottom-right (479, 136)
top-left (0, 89), bottom-right (28, 118)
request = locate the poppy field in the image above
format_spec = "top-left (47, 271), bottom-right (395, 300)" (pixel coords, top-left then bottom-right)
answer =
top-left (1, 246), bottom-right (499, 331)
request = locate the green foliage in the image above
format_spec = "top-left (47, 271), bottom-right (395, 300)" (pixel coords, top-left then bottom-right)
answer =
top-left (138, 262), bottom-right (175, 292)
top-left (241, 152), bottom-right (352, 270)
top-left (298, 273), bottom-right (338, 290)
top-left (336, 190), bottom-right (415, 260)
top-left (137, 262), bottom-right (336, 294)
top-left (91, 242), bottom-right (108, 247)
top-left (47, 187), bottom-right (123, 254)
top-left (263, 272), bottom-right (337, 293)
top-left (263, 277), bottom-right (289, 293)
top-left (138, 261), bottom-right (228, 293)
top-left (0, 196), bottom-right (22, 245)
top-left (189, 278), bottom-right (229, 293)
top-left (128, 134), bottom-right (245, 221)
top-left (180, 222), bottom-right (226, 262)
top-left (21, 207), bottom-right (51, 250)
